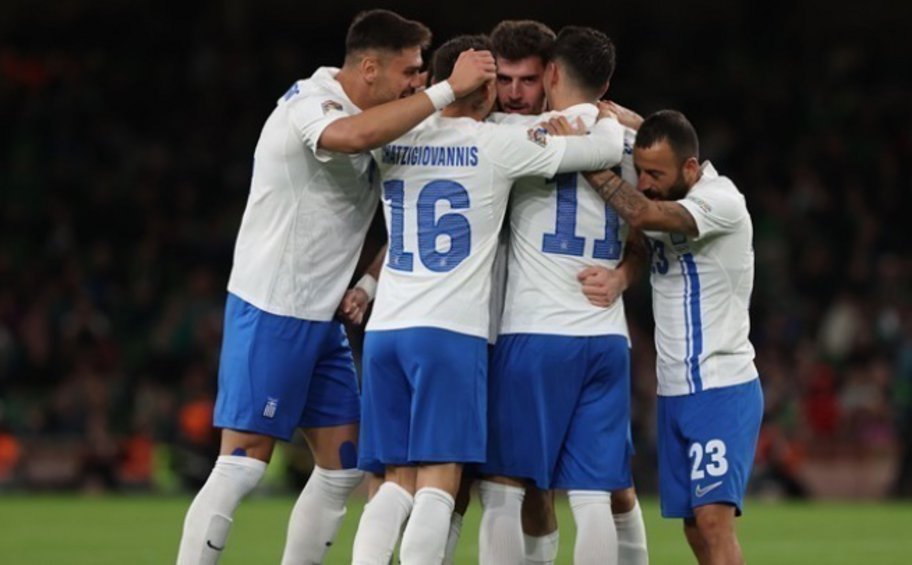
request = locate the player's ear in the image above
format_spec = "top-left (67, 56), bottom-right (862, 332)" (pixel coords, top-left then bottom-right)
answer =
top-left (682, 156), bottom-right (701, 185)
top-left (360, 53), bottom-right (381, 84)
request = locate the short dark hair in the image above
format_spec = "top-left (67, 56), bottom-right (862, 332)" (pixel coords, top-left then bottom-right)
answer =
top-left (635, 110), bottom-right (700, 161)
top-left (345, 10), bottom-right (432, 57)
top-left (552, 26), bottom-right (616, 97)
top-left (431, 34), bottom-right (492, 83)
top-left (489, 20), bottom-right (555, 62)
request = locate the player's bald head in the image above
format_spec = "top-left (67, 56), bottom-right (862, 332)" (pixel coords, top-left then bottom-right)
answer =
top-left (552, 26), bottom-right (615, 99)
top-left (345, 9), bottom-right (432, 62)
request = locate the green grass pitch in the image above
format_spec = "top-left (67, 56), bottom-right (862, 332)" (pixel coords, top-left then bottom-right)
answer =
top-left (2, 495), bottom-right (911, 563)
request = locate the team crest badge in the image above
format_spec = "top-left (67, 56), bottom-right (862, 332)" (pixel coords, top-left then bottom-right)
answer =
top-left (526, 127), bottom-right (549, 148)
top-left (321, 99), bottom-right (344, 114)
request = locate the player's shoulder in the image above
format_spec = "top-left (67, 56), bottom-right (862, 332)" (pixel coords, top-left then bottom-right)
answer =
top-left (686, 162), bottom-right (748, 219)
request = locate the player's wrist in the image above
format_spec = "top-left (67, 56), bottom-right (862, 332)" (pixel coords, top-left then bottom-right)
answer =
top-left (355, 273), bottom-right (378, 302)
top-left (424, 81), bottom-right (456, 111)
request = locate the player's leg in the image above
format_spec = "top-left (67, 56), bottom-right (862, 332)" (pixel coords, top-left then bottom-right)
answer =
top-left (399, 328), bottom-right (488, 565)
top-left (282, 322), bottom-right (364, 564)
top-left (612, 486), bottom-right (649, 565)
top-left (693, 504), bottom-right (741, 564)
top-left (683, 518), bottom-right (709, 563)
top-left (478, 335), bottom-right (581, 565)
top-left (443, 476), bottom-right (474, 564)
top-left (679, 379), bottom-right (763, 565)
top-left (177, 430), bottom-right (273, 565)
top-left (478, 475), bottom-right (527, 565)
top-left (352, 331), bottom-right (415, 565)
top-left (282, 425), bottom-right (363, 564)
top-left (521, 487), bottom-right (560, 565)
top-left (553, 335), bottom-right (632, 565)
top-left (177, 294), bottom-right (321, 564)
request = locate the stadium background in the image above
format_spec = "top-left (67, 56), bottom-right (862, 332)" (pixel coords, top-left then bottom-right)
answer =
top-left (1, 0), bottom-right (911, 562)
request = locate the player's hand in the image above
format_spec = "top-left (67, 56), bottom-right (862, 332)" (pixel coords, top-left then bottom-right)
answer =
top-left (414, 70), bottom-right (429, 92)
top-left (448, 49), bottom-right (497, 98)
top-left (337, 288), bottom-right (370, 325)
top-left (578, 266), bottom-right (627, 308)
top-left (540, 116), bottom-right (587, 136)
top-left (599, 100), bottom-right (643, 129)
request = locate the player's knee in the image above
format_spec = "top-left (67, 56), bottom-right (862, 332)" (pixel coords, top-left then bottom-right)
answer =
top-left (522, 488), bottom-right (557, 534)
top-left (610, 487), bottom-right (637, 514)
top-left (694, 506), bottom-right (735, 543)
top-left (220, 429), bottom-right (275, 462)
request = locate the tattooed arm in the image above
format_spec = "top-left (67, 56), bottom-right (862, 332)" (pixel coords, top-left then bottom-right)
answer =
top-left (583, 169), bottom-right (698, 236)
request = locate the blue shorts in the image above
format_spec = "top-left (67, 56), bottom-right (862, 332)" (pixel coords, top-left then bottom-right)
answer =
top-left (358, 327), bottom-right (487, 468)
top-left (657, 378), bottom-right (763, 518)
top-left (214, 293), bottom-right (360, 441)
top-left (480, 334), bottom-right (633, 491)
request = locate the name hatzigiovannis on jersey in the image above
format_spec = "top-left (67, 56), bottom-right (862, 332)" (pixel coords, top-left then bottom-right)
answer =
top-left (381, 144), bottom-right (480, 167)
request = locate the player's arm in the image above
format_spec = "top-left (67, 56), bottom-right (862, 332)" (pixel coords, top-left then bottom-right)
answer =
top-left (578, 228), bottom-right (648, 307)
top-left (318, 50), bottom-right (496, 153)
top-left (541, 115), bottom-right (626, 174)
top-left (583, 169), bottom-right (698, 236)
top-left (337, 244), bottom-right (386, 325)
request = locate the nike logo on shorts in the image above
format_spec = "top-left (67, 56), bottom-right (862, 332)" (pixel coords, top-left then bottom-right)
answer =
top-left (695, 480), bottom-right (723, 498)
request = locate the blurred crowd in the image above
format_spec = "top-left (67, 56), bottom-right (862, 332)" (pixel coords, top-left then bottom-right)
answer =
top-left (1, 3), bottom-right (910, 497)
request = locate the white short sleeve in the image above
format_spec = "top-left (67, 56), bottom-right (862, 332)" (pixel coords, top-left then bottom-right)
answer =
top-left (677, 178), bottom-right (748, 240)
top-left (480, 123), bottom-right (568, 180)
top-left (287, 96), bottom-right (352, 163)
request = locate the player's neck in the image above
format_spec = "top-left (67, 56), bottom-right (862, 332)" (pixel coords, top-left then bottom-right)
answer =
top-left (548, 88), bottom-right (590, 112)
top-left (334, 67), bottom-right (374, 110)
top-left (440, 103), bottom-right (485, 122)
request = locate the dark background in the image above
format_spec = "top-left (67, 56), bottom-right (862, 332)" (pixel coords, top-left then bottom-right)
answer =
top-left (1, 0), bottom-right (911, 497)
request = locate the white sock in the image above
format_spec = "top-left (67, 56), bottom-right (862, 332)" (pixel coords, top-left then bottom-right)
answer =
top-left (478, 480), bottom-right (526, 565)
top-left (352, 482), bottom-right (414, 565)
top-left (614, 500), bottom-right (648, 565)
top-left (568, 490), bottom-right (618, 565)
top-left (523, 530), bottom-right (560, 565)
top-left (443, 511), bottom-right (464, 565)
top-left (176, 455), bottom-right (267, 565)
top-left (399, 487), bottom-right (455, 565)
top-left (280, 466), bottom-right (364, 564)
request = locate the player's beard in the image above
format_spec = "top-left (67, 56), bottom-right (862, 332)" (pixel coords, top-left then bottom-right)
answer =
top-left (646, 170), bottom-right (691, 201)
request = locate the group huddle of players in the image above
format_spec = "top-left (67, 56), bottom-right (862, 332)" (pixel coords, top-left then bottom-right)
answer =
top-left (175, 9), bottom-right (763, 565)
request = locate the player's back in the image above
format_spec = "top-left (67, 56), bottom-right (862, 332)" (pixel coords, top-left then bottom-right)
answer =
top-left (368, 114), bottom-right (567, 338)
top-left (228, 68), bottom-right (378, 321)
top-left (494, 105), bottom-right (634, 337)
top-left (646, 162), bottom-right (757, 396)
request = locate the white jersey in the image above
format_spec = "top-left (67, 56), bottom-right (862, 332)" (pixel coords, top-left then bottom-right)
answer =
top-left (368, 113), bottom-right (624, 338)
top-left (646, 162), bottom-right (758, 396)
top-left (493, 104), bottom-right (633, 337)
top-left (227, 67), bottom-right (379, 320)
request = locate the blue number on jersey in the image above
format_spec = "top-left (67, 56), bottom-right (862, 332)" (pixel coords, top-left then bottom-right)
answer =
top-left (542, 173), bottom-right (621, 259)
top-left (383, 180), bottom-right (414, 271)
top-left (417, 180), bottom-right (471, 272)
top-left (384, 179), bottom-right (471, 272)
top-left (542, 173), bottom-right (585, 257)
top-left (649, 239), bottom-right (669, 274)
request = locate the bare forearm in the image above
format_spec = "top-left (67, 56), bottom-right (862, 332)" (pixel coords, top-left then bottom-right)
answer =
top-left (319, 93), bottom-right (436, 154)
top-left (585, 170), bottom-right (697, 235)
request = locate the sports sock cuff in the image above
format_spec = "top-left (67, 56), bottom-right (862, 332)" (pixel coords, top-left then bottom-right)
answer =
top-left (415, 487), bottom-right (456, 511)
top-left (613, 499), bottom-right (642, 523)
top-left (216, 454), bottom-right (268, 473)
